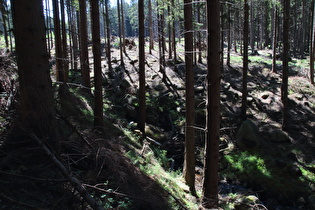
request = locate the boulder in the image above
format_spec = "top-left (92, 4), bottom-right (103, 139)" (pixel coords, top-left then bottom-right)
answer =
top-left (236, 120), bottom-right (261, 150)
top-left (120, 78), bottom-right (131, 90)
top-left (270, 129), bottom-right (292, 143)
top-left (234, 195), bottom-right (260, 210)
top-left (308, 194), bottom-right (315, 209)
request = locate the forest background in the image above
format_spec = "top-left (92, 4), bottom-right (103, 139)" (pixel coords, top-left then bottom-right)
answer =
top-left (0, 0), bottom-right (314, 209)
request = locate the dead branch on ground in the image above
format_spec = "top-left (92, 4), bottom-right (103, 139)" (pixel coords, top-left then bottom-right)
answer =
top-left (29, 133), bottom-right (104, 210)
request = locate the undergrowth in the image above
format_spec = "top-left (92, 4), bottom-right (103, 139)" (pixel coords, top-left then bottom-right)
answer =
top-left (122, 129), bottom-right (200, 209)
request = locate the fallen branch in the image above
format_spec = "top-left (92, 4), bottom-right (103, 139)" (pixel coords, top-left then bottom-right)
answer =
top-left (29, 133), bottom-right (104, 210)
top-left (83, 183), bottom-right (176, 208)
top-left (0, 170), bottom-right (67, 182)
top-left (54, 81), bottom-right (91, 90)
top-left (83, 183), bottom-right (130, 198)
top-left (0, 193), bottom-right (39, 209)
top-left (146, 136), bottom-right (162, 146)
top-left (56, 110), bottom-right (93, 148)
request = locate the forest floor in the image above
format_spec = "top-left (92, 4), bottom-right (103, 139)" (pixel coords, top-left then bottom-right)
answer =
top-left (0, 39), bottom-right (315, 209)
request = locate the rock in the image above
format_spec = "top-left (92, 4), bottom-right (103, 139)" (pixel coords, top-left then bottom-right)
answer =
top-left (125, 94), bottom-right (138, 106)
top-left (308, 194), bottom-right (315, 209)
top-left (259, 91), bottom-right (274, 104)
top-left (154, 83), bottom-right (165, 91)
top-left (288, 164), bottom-right (302, 176)
top-left (195, 108), bottom-right (206, 126)
top-left (234, 195), bottom-right (260, 210)
top-left (286, 152), bottom-right (298, 161)
top-left (120, 78), bottom-right (131, 89)
top-left (195, 86), bottom-right (204, 94)
top-left (270, 129), bottom-right (292, 143)
top-left (236, 120), bottom-right (261, 150)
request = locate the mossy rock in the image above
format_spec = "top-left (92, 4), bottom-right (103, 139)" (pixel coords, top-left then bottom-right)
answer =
top-left (270, 129), bottom-right (292, 143)
top-left (236, 120), bottom-right (261, 150)
top-left (234, 195), bottom-right (260, 210)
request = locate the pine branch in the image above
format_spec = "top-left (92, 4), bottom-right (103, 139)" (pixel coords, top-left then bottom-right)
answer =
top-left (29, 133), bottom-right (104, 210)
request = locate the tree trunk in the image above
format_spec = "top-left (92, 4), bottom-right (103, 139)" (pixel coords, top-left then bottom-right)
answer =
top-left (202, 0), bottom-right (221, 208)
top-left (311, 0), bottom-right (315, 85)
top-left (52, 0), bottom-right (64, 82)
top-left (227, 4), bottom-right (231, 67)
top-left (197, 2), bottom-right (202, 63)
top-left (138, 0), bottom-right (146, 144)
top-left (105, 0), bottom-right (113, 76)
top-left (68, 0), bottom-right (79, 70)
top-left (11, 0), bottom-right (60, 152)
top-left (250, 0), bottom-right (254, 53)
top-left (183, 0), bottom-right (196, 195)
top-left (0, 0), bottom-right (9, 49)
top-left (259, 1), bottom-right (264, 49)
top-left (241, 0), bottom-right (249, 120)
top-left (272, 4), bottom-right (278, 73)
top-left (90, 0), bottom-right (104, 127)
top-left (149, 0), bottom-right (154, 54)
top-left (264, 0), bottom-right (270, 48)
top-left (117, 0), bottom-right (124, 66)
top-left (157, 0), bottom-right (166, 74)
top-left (45, 0), bottom-right (51, 55)
top-left (282, 0), bottom-right (290, 130)
top-left (220, 4), bottom-right (224, 72)
top-left (160, 3), bottom-right (166, 67)
top-left (172, 0), bottom-right (177, 62)
top-left (168, 4), bottom-right (172, 60)
top-left (79, 0), bottom-right (91, 89)
top-left (60, 0), bottom-right (69, 82)
top-left (300, 0), bottom-right (306, 58)
top-left (121, 0), bottom-right (126, 54)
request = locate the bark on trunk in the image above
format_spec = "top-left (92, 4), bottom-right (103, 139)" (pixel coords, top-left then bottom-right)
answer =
top-left (202, 0), bottom-right (221, 207)
top-left (183, 0), bottom-right (196, 195)
top-left (11, 0), bottom-right (60, 152)
top-left (90, 0), bottom-right (104, 127)
top-left (79, 0), bottom-right (91, 89)
top-left (282, 0), bottom-right (290, 130)
top-left (138, 0), bottom-right (146, 144)
top-left (241, 0), bottom-right (249, 120)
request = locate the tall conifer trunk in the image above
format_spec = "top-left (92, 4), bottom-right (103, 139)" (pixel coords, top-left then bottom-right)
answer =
top-left (90, 0), bottom-right (104, 127)
top-left (117, 0), bottom-right (124, 66)
top-left (11, 0), bottom-right (60, 152)
top-left (138, 0), bottom-right (146, 144)
top-left (282, 0), bottom-right (290, 130)
top-left (311, 0), bottom-right (315, 85)
top-left (241, 0), bottom-right (249, 120)
top-left (148, 0), bottom-right (154, 54)
top-left (52, 0), bottom-right (64, 82)
top-left (0, 0), bottom-right (9, 49)
top-left (272, 4), bottom-right (278, 73)
top-left (105, 0), bottom-right (113, 76)
top-left (60, 0), bottom-right (69, 82)
top-left (183, 0), bottom-right (196, 195)
top-left (202, 0), bottom-right (221, 207)
top-left (79, 0), bottom-right (91, 89)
